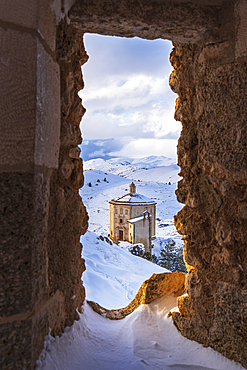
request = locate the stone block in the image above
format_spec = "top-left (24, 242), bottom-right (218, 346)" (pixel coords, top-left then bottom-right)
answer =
top-left (35, 40), bottom-right (60, 169)
top-left (235, 0), bottom-right (247, 60)
top-left (0, 0), bottom-right (38, 30)
top-left (0, 27), bottom-right (36, 169)
top-left (209, 282), bottom-right (247, 368)
top-left (0, 173), bottom-right (34, 317)
top-left (198, 41), bottom-right (232, 64)
top-left (38, 0), bottom-right (57, 52)
top-left (31, 171), bottom-right (51, 305)
top-left (0, 319), bottom-right (32, 370)
top-left (88, 272), bottom-right (186, 320)
top-left (38, 0), bottom-right (77, 52)
top-left (32, 291), bottom-right (66, 367)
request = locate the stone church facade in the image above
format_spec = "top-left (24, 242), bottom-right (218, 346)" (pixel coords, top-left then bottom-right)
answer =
top-left (109, 183), bottom-right (156, 252)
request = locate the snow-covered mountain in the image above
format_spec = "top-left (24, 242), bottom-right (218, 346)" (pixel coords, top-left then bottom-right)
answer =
top-left (83, 155), bottom-right (180, 183)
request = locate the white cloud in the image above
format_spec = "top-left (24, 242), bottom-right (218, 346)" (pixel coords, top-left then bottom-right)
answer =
top-left (79, 34), bottom-right (180, 159)
top-left (79, 75), bottom-right (172, 112)
top-left (109, 138), bottom-right (178, 159)
top-left (81, 101), bottom-right (180, 141)
top-left (88, 149), bottom-right (106, 158)
top-left (143, 106), bottom-right (181, 138)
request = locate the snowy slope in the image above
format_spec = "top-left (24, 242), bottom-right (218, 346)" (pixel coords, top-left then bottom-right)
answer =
top-left (81, 231), bottom-right (168, 309)
top-left (38, 298), bottom-right (244, 370)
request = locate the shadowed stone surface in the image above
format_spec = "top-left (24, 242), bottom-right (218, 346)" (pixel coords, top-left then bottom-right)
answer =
top-left (46, 18), bottom-right (89, 333)
top-left (69, 0), bottom-right (221, 43)
top-left (0, 2), bottom-right (88, 368)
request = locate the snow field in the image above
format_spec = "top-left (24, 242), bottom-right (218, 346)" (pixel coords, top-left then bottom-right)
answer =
top-left (38, 298), bottom-right (243, 370)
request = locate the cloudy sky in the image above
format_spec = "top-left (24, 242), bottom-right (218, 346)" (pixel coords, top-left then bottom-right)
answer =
top-left (79, 34), bottom-right (180, 160)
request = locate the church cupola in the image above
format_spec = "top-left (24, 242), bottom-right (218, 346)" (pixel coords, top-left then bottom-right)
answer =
top-left (129, 182), bottom-right (136, 194)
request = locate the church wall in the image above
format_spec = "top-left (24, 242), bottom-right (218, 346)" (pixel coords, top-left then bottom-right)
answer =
top-left (110, 201), bottom-right (156, 245)
top-left (129, 218), bottom-right (151, 253)
top-left (129, 204), bottom-right (155, 236)
top-left (110, 203), bottom-right (129, 241)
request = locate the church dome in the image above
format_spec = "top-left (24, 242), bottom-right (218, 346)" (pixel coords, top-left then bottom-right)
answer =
top-left (110, 183), bottom-right (156, 206)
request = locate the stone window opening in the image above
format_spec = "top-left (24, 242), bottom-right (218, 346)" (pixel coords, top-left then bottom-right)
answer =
top-left (36, 4), bottom-right (247, 368)
top-left (3, 2), bottom-right (247, 368)
top-left (75, 17), bottom-right (247, 366)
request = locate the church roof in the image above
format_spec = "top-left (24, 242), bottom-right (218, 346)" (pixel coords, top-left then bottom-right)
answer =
top-left (127, 213), bottom-right (152, 223)
top-left (110, 192), bottom-right (156, 206)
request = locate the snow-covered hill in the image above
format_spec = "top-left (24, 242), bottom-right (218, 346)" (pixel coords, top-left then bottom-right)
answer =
top-left (81, 231), bottom-right (168, 309)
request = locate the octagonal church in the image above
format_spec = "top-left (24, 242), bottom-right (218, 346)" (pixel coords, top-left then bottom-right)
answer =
top-left (109, 183), bottom-right (156, 252)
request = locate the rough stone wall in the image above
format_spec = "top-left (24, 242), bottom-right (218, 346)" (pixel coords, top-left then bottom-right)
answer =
top-left (47, 18), bottom-right (88, 332)
top-left (0, 2), bottom-right (88, 369)
top-left (169, 4), bottom-right (247, 365)
top-left (69, 0), bottom-right (220, 43)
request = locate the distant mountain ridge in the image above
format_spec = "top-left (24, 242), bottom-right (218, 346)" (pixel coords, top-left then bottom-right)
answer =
top-left (84, 155), bottom-right (180, 184)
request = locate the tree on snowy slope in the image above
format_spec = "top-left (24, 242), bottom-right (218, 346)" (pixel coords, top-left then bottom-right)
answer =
top-left (158, 239), bottom-right (187, 273)
top-left (128, 244), bottom-right (145, 256)
top-left (143, 251), bottom-right (159, 264)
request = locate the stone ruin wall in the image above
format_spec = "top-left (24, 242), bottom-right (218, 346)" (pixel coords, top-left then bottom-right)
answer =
top-left (48, 18), bottom-right (88, 334)
top-left (170, 39), bottom-right (247, 366)
top-left (1, 0), bottom-right (247, 369)
top-left (0, 3), bottom-right (88, 369)
top-left (70, 1), bottom-right (247, 366)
